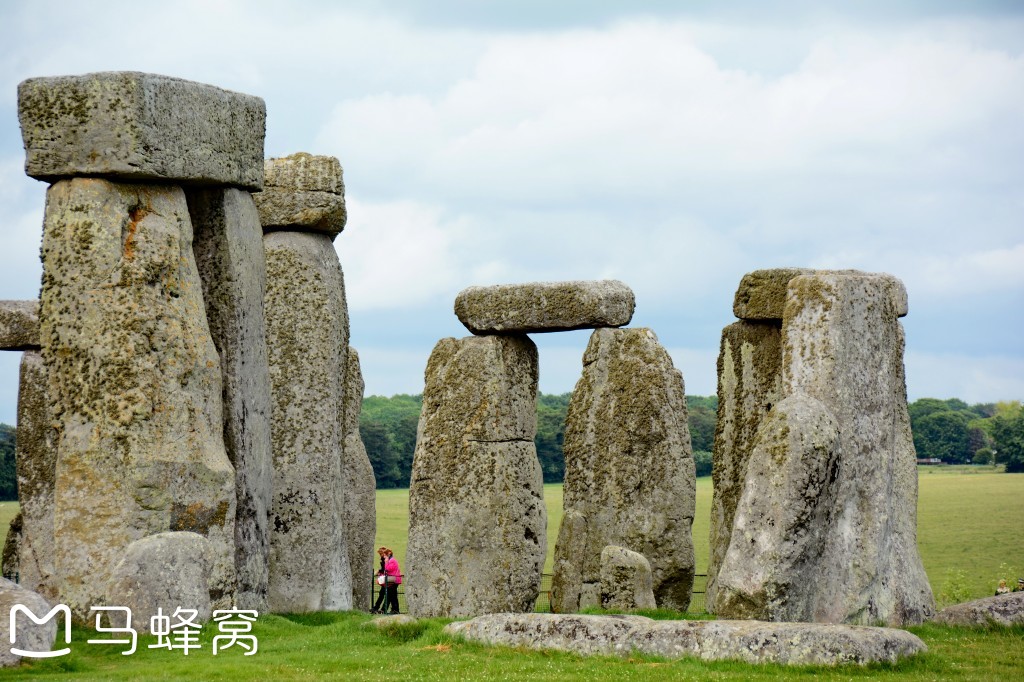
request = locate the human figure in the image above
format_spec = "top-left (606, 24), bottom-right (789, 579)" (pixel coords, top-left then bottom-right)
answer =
top-left (383, 547), bottom-right (402, 614)
top-left (371, 548), bottom-right (388, 614)
top-left (1017, 578), bottom-right (1024, 593)
top-left (996, 579), bottom-right (1010, 596)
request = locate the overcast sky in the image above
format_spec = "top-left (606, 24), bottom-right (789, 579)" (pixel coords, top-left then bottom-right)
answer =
top-left (1, 1), bottom-right (1022, 424)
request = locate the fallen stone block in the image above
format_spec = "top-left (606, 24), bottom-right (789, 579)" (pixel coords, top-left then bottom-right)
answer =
top-left (600, 546), bottom-right (656, 611)
top-left (454, 280), bottom-right (635, 334)
top-left (934, 592), bottom-right (1024, 627)
top-left (445, 613), bottom-right (927, 666)
top-left (0, 578), bottom-right (60, 667)
top-left (18, 71), bottom-right (265, 189)
top-left (0, 300), bottom-right (40, 350)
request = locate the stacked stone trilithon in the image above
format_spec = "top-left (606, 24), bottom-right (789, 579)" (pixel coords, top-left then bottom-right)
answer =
top-left (707, 269), bottom-right (935, 626)
top-left (16, 71), bottom-right (272, 622)
top-left (408, 280), bottom-right (696, 618)
top-left (256, 152), bottom-right (374, 612)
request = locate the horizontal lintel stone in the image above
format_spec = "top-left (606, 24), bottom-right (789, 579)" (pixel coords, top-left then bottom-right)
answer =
top-left (255, 153), bottom-right (346, 238)
top-left (18, 71), bottom-right (265, 190)
top-left (734, 268), bottom-right (908, 320)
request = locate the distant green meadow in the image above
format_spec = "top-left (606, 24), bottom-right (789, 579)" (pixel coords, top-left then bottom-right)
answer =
top-left (1, 467), bottom-right (1022, 680)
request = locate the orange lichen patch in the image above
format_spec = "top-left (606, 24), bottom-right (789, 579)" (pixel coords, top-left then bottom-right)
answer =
top-left (123, 204), bottom-right (149, 260)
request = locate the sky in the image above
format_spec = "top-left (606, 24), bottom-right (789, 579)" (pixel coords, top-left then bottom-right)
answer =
top-left (0, 0), bottom-right (1022, 424)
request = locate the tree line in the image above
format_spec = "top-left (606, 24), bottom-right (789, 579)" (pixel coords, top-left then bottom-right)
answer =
top-left (0, 395), bottom-right (1020, 499)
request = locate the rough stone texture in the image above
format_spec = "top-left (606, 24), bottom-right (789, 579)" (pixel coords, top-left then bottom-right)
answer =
top-left (0, 578), bottom-right (59, 667)
top-left (445, 613), bottom-right (927, 666)
top-left (18, 72), bottom-right (265, 189)
top-left (106, 532), bottom-right (212, 634)
top-left (188, 188), bottom-right (273, 613)
top-left (342, 348), bottom-right (376, 611)
top-left (363, 614), bottom-right (418, 629)
top-left (934, 592), bottom-right (1024, 627)
top-left (14, 351), bottom-right (57, 601)
top-left (2, 513), bottom-right (22, 581)
top-left (600, 546), bottom-right (656, 611)
top-left (733, 268), bottom-right (908, 320)
top-left (706, 321), bottom-right (783, 610)
top-left (255, 153), bottom-right (346, 238)
top-left (40, 178), bottom-right (236, 621)
top-left (552, 328), bottom-right (694, 613)
top-left (407, 335), bottom-right (545, 618)
top-left (0, 301), bottom-right (40, 350)
top-left (454, 280), bottom-right (635, 335)
top-left (264, 230), bottom-right (351, 612)
top-left (713, 270), bottom-right (934, 626)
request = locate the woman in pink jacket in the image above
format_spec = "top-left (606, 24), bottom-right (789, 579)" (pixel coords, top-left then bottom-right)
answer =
top-left (378, 546), bottom-right (402, 614)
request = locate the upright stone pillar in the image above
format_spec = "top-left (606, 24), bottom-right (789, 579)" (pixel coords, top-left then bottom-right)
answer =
top-left (257, 153), bottom-right (353, 612)
top-left (342, 348), bottom-right (377, 611)
top-left (551, 328), bottom-right (695, 613)
top-left (711, 269), bottom-right (934, 626)
top-left (188, 188), bottom-right (273, 612)
top-left (18, 71), bottom-right (265, 619)
top-left (407, 335), bottom-right (545, 618)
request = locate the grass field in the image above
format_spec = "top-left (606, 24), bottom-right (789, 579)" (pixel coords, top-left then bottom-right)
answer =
top-left (2, 468), bottom-right (1022, 680)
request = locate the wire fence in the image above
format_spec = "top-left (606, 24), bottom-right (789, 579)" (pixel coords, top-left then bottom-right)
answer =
top-left (372, 573), bottom-right (709, 615)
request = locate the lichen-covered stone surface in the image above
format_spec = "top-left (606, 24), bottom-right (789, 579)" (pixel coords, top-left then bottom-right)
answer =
top-left (2, 513), bottom-right (22, 581)
top-left (18, 72), bottom-right (265, 189)
top-left (444, 613), bottom-right (927, 666)
top-left (599, 546), bottom-right (656, 611)
top-left (264, 230), bottom-right (351, 612)
top-left (342, 347), bottom-right (376, 611)
top-left (0, 578), bottom-right (59, 667)
top-left (733, 268), bottom-right (908, 320)
top-left (106, 532), bottom-right (212, 634)
top-left (40, 178), bottom-right (236, 621)
top-left (454, 280), bottom-right (635, 334)
top-left (255, 153), bottom-right (346, 238)
top-left (0, 300), bottom-right (40, 350)
top-left (552, 328), bottom-right (694, 613)
top-left (934, 592), bottom-right (1024, 627)
top-left (407, 335), bottom-right (545, 618)
top-left (14, 351), bottom-right (57, 601)
top-left (706, 320), bottom-right (783, 610)
top-left (189, 188), bottom-right (273, 612)
top-left (712, 270), bottom-right (934, 625)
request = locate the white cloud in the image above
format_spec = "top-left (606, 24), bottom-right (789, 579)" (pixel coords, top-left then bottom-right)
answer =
top-left (906, 351), bottom-right (1024, 404)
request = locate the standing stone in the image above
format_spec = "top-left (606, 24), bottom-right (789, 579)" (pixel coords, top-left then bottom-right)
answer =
top-left (454, 280), bottom-right (635, 335)
top-left (18, 72), bottom-right (265, 190)
top-left (263, 230), bottom-right (351, 612)
top-left (13, 351), bottom-right (57, 601)
top-left (40, 178), bottom-right (236, 620)
top-left (713, 271), bottom-right (934, 625)
top-left (342, 348), bottom-right (376, 611)
top-left (188, 188), bottom-right (273, 612)
top-left (600, 546), bottom-right (656, 611)
top-left (706, 321), bottom-right (783, 610)
top-left (0, 300), bottom-right (40, 350)
top-left (407, 335), bottom-right (546, 618)
top-left (552, 328), bottom-right (695, 613)
top-left (2, 513), bottom-right (21, 581)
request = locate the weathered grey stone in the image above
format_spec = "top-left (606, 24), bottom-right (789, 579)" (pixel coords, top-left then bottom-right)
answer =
top-left (2, 513), bottom-right (21, 581)
top-left (706, 321), bottom-right (783, 610)
top-left (0, 578), bottom-right (60, 667)
top-left (18, 72), bottom-right (265, 189)
top-left (934, 592), bottom-right (1024, 627)
top-left (407, 335), bottom-right (545, 618)
top-left (454, 280), bottom-right (635, 335)
top-left (40, 178), bottom-right (236, 621)
top-left (107, 532), bottom-right (212, 635)
top-left (0, 301), bottom-right (39, 350)
top-left (733, 268), bottom-right (908, 320)
top-left (255, 153), bottom-right (346, 238)
top-left (14, 351), bottom-right (57, 601)
top-left (342, 348), bottom-right (376, 611)
top-left (445, 613), bottom-right (927, 666)
top-left (264, 230), bottom-right (351, 612)
top-left (363, 614), bottom-right (418, 629)
top-left (600, 546), bottom-right (656, 611)
top-left (552, 328), bottom-right (694, 613)
top-left (188, 188), bottom-right (273, 613)
top-left (713, 270), bottom-right (933, 626)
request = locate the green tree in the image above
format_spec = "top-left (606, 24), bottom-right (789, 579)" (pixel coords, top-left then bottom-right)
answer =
top-left (535, 393), bottom-right (570, 483)
top-left (359, 420), bottom-right (402, 488)
top-left (0, 424), bottom-right (16, 501)
top-left (693, 450), bottom-right (712, 478)
top-left (990, 404), bottom-right (1024, 473)
top-left (912, 410), bottom-right (973, 464)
